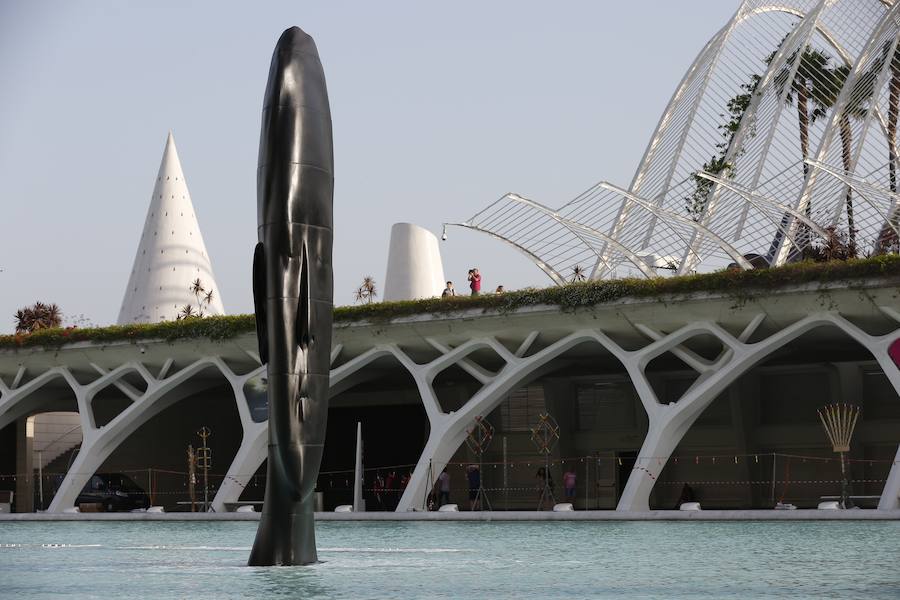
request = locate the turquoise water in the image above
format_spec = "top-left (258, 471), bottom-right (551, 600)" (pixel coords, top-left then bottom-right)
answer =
top-left (1, 521), bottom-right (898, 599)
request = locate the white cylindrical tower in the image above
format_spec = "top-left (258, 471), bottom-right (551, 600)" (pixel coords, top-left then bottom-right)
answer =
top-left (383, 223), bottom-right (446, 302)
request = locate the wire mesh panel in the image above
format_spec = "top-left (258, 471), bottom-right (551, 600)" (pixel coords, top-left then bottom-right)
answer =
top-left (459, 194), bottom-right (599, 285)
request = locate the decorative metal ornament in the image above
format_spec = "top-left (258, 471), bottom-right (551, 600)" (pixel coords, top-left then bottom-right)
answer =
top-left (465, 416), bottom-right (494, 511)
top-left (531, 412), bottom-right (559, 510)
top-left (465, 416), bottom-right (494, 455)
top-left (817, 403), bottom-right (860, 509)
top-left (530, 413), bottom-right (560, 455)
top-left (248, 26), bottom-right (334, 567)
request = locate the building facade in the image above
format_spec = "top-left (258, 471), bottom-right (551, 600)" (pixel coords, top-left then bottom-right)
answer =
top-left (1, 278), bottom-right (898, 512)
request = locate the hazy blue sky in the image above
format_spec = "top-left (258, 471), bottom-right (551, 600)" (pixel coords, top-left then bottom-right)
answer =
top-left (0, 1), bottom-right (740, 332)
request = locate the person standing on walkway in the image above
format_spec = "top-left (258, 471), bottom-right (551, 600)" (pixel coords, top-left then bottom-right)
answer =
top-left (436, 468), bottom-right (451, 506)
top-left (563, 467), bottom-right (577, 503)
top-left (466, 464), bottom-right (481, 511)
top-left (468, 268), bottom-right (482, 296)
top-left (442, 281), bottom-right (456, 297)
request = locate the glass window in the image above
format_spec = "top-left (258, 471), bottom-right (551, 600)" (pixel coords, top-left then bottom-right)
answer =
top-left (499, 385), bottom-right (545, 431)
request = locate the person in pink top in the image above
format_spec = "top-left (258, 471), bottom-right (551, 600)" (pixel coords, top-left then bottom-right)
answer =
top-left (563, 467), bottom-right (577, 502)
top-left (468, 268), bottom-right (482, 296)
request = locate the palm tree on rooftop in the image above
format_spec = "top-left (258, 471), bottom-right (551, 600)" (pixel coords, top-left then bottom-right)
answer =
top-left (765, 47), bottom-right (834, 262)
top-left (875, 41), bottom-right (900, 253)
top-left (773, 47), bottom-right (834, 180)
top-left (355, 276), bottom-right (377, 304)
top-left (828, 62), bottom-right (877, 252)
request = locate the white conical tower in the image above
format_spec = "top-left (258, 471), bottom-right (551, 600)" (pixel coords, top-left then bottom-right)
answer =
top-left (117, 132), bottom-right (226, 324)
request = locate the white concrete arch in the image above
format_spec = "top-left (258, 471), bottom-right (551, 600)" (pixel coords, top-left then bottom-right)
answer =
top-left (617, 312), bottom-right (900, 511)
top-left (47, 357), bottom-right (236, 512)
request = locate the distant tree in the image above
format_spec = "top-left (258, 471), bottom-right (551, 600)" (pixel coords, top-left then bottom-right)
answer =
top-left (772, 47), bottom-right (835, 181)
top-left (874, 41), bottom-right (900, 253)
top-left (767, 46), bottom-right (836, 261)
top-left (803, 226), bottom-right (858, 262)
top-left (15, 302), bottom-right (62, 334)
top-left (177, 278), bottom-right (215, 320)
top-left (827, 63), bottom-right (875, 250)
top-left (355, 276), bottom-right (378, 304)
top-left (570, 265), bottom-right (587, 283)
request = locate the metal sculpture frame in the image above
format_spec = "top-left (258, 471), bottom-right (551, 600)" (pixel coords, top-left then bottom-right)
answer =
top-left (464, 416), bottom-right (494, 511)
top-left (531, 412), bottom-right (560, 511)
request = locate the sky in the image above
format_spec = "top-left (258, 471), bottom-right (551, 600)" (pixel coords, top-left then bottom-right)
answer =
top-left (0, 1), bottom-right (740, 332)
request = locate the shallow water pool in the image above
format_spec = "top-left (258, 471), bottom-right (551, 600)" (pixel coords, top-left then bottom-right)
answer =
top-left (1, 520), bottom-right (898, 599)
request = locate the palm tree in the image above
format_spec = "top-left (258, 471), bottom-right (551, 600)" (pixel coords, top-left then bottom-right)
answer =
top-left (772, 47), bottom-right (834, 180)
top-left (828, 63), bottom-right (877, 252)
top-left (190, 278), bottom-right (205, 297)
top-left (570, 265), bottom-right (586, 283)
top-left (183, 278), bottom-right (215, 318)
top-left (876, 42), bottom-right (900, 253)
top-left (14, 301), bottom-right (63, 333)
top-left (766, 47), bottom-right (836, 263)
top-left (355, 276), bottom-right (377, 304)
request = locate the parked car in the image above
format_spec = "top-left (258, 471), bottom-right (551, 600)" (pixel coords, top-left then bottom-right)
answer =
top-left (75, 473), bottom-right (150, 512)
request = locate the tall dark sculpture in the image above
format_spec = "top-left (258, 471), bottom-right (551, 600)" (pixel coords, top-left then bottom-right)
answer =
top-left (248, 26), bottom-right (334, 567)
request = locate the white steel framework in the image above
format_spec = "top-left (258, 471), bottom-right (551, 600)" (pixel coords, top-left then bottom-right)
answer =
top-left (450, 0), bottom-right (900, 284)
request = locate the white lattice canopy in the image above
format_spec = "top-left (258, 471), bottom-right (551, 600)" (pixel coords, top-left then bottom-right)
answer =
top-left (451, 0), bottom-right (900, 284)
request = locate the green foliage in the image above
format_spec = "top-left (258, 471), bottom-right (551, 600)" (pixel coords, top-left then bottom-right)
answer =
top-left (685, 74), bottom-right (761, 221)
top-left (14, 302), bottom-right (62, 334)
top-left (4, 255), bottom-right (900, 350)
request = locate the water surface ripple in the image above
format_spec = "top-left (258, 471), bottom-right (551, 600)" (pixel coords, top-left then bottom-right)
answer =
top-left (0, 520), bottom-right (897, 599)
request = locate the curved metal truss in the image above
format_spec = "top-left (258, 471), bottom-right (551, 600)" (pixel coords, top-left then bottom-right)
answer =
top-left (450, 0), bottom-right (900, 284)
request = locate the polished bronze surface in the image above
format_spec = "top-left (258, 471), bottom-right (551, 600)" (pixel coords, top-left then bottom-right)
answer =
top-left (248, 26), bottom-right (334, 567)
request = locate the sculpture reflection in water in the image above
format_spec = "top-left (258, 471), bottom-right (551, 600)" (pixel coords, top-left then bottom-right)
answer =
top-left (248, 26), bottom-right (334, 567)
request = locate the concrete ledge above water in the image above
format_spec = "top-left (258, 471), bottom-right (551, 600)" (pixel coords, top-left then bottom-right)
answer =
top-left (2, 509), bottom-right (899, 522)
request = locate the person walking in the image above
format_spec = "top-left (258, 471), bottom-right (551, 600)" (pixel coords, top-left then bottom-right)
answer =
top-left (563, 467), bottom-right (577, 504)
top-left (442, 281), bottom-right (456, 297)
top-left (385, 469), bottom-right (399, 510)
top-left (435, 468), bottom-right (451, 507)
top-left (468, 268), bottom-right (482, 296)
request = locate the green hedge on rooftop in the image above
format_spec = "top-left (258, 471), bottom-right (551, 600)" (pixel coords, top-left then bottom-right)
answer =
top-left (3, 255), bottom-right (899, 351)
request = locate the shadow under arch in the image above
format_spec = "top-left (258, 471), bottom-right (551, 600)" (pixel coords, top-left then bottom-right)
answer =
top-left (650, 323), bottom-right (900, 510)
top-left (440, 338), bottom-right (643, 511)
top-left (235, 353), bottom-right (430, 513)
top-left (48, 360), bottom-right (235, 512)
top-left (93, 365), bottom-right (241, 511)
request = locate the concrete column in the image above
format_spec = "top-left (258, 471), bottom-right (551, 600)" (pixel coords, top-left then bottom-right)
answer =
top-left (15, 418), bottom-right (33, 512)
top-left (879, 444), bottom-right (900, 510)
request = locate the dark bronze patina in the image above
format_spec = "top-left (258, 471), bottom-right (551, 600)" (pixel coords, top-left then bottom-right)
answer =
top-left (248, 26), bottom-right (334, 567)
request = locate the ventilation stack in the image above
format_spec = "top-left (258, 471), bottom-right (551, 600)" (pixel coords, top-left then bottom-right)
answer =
top-left (383, 223), bottom-right (446, 301)
top-left (117, 132), bottom-right (225, 324)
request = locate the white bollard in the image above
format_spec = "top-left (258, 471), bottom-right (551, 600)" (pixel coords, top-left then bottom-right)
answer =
top-left (437, 504), bottom-right (459, 512)
top-left (679, 502), bottom-right (702, 511)
top-left (334, 505), bottom-right (353, 512)
top-left (553, 503), bottom-right (574, 511)
top-left (817, 501), bottom-right (840, 510)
